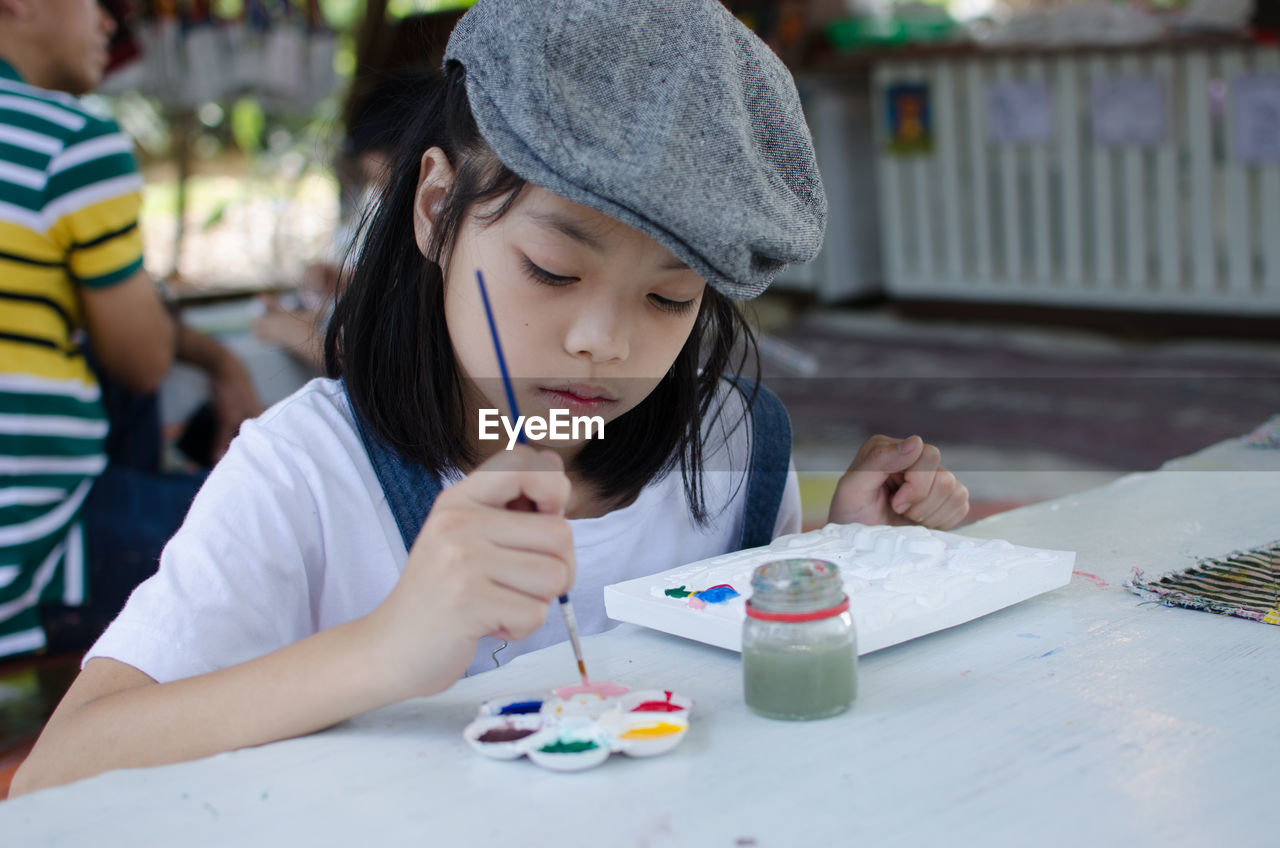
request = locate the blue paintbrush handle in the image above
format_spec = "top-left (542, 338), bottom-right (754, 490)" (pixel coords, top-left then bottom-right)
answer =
top-left (476, 270), bottom-right (588, 682)
top-left (475, 270), bottom-right (525, 445)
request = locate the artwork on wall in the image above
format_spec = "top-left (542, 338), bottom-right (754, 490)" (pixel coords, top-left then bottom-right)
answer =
top-left (885, 82), bottom-right (933, 155)
top-left (1231, 73), bottom-right (1280, 164)
top-left (987, 80), bottom-right (1055, 146)
top-left (1091, 76), bottom-right (1169, 148)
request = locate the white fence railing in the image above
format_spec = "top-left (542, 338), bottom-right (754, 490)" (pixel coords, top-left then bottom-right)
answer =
top-left (872, 46), bottom-right (1280, 315)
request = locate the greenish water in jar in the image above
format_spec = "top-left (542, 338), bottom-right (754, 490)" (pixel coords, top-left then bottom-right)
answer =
top-left (742, 639), bottom-right (856, 720)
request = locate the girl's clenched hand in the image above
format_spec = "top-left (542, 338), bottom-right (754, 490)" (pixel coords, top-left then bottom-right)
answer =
top-left (828, 435), bottom-right (970, 531)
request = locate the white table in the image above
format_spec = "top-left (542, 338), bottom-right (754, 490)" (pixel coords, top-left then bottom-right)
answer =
top-left (4, 468), bottom-right (1277, 847)
top-left (1158, 437), bottom-right (1280, 472)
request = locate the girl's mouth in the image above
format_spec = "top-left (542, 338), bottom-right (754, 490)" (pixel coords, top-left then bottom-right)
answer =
top-left (538, 384), bottom-right (619, 412)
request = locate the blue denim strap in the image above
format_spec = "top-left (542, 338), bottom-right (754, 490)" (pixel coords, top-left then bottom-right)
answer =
top-left (346, 379), bottom-right (790, 554)
top-left (732, 377), bottom-right (793, 551)
top-left (347, 388), bottom-right (443, 552)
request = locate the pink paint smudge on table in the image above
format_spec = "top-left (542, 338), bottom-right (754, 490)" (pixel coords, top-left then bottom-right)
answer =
top-left (1072, 571), bottom-right (1108, 588)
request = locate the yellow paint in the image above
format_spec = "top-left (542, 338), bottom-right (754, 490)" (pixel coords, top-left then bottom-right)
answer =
top-left (620, 722), bottom-right (684, 739)
top-left (1263, 607), bottom-right (1280, 625)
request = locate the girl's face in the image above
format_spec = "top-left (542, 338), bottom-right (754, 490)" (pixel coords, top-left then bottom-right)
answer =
top-left (439, 183), bottom-right (706, 462)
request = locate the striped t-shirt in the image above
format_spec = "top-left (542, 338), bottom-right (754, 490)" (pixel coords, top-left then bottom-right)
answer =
top-left (0, 59), bottom-right (145, 658)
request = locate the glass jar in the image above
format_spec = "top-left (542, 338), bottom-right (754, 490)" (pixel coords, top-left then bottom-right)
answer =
top-left (742, 558), bottom-right (857, 720)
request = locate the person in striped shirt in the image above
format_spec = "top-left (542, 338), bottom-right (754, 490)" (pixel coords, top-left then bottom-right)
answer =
top-left (0, 0), bottom-right (262, 659)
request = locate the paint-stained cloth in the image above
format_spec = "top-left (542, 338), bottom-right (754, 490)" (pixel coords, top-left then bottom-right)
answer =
top-left (1126, 541), bottom-right (1280, 626)
top-left (1243, 414), bottom-right (1280, 448)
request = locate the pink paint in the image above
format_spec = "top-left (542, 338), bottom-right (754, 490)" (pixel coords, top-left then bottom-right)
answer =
top-left (687, 597), bottom-right (707, 610)
top-left (1072, 570), bottom-right (1108, 588)
top-left (552, 681), bottom-right (630, 699)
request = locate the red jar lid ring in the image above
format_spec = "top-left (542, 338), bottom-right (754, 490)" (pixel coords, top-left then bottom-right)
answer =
top-left (744, 596), bottom-right (850, 622)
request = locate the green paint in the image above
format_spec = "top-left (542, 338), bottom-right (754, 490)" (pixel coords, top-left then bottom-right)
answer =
top-left (537, 738), bottom-right (599, 754)
top-left (664, 586), bottom-right (692, 598)
top-left (743, 641), bottom-right (856, 720)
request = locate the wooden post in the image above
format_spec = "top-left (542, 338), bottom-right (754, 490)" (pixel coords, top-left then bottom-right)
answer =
top-left (169, 108), bottom-right (194, 282)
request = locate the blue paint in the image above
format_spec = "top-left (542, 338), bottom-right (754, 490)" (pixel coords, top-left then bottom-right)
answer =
top-left (1039, 648), bottom-right (1062, 658)
top-left (1017, 633), bottom-right (1040, 639)
top-left (498, 700), bottom-right (542, 715)
top-left (694, 585), bottom-right (741, 604)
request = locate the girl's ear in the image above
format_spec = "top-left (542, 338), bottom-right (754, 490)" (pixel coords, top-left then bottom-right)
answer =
top-left (412, 147), bottom-right (455, 256)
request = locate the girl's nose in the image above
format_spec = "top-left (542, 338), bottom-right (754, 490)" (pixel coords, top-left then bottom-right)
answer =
top-left (564, 299), bottom-right (628, 364)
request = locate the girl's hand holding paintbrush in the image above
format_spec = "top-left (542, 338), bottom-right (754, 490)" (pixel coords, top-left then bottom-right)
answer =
top-left (366, 446), bottom-right (575, 700)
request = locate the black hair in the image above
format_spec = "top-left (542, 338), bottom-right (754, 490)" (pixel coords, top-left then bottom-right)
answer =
top-left (325, 63), bottom-right (759, 522)
top-left (344, 67), bottom-right (443, 160)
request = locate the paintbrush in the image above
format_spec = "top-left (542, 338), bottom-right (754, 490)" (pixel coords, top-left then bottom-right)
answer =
top-left (476, 269), bottom-right (590, 685)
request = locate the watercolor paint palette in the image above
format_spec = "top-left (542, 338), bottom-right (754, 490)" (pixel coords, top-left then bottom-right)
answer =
top-left (463, 685), bottom-right (693, 772)
top-left (603, 522), bottom-right (1074, 653)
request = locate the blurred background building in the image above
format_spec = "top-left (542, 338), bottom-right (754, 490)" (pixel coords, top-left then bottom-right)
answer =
top-left (87, 0), bottom-right (1280, 512)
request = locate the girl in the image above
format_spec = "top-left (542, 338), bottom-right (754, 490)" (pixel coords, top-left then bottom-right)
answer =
top-left (13, 0), bottom-right (968, 794)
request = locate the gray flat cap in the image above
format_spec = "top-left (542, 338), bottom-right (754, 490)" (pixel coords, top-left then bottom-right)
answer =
top-left (445, 0), bottom-right (826, 299)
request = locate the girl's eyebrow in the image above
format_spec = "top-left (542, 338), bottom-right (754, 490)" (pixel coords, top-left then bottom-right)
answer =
top-left (528, 209), bottom-right (605, 251)
top-left (528, 209), bottom-right (689, 272)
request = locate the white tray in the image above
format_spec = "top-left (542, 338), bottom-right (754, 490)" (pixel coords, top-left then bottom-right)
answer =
top-left (603, 523), bottom-right (1074, 654)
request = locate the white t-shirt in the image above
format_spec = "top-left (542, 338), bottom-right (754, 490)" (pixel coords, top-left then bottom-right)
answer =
top-left (86, 378), bottom-right (800, 682)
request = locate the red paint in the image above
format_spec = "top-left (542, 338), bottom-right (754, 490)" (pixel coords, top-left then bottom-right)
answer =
top-left (746, 596), bottom-right (849, 622)
top-left (1072, 570), bottom-right (1108, 588)
top-left (633, 690), bottom-right (684, 712)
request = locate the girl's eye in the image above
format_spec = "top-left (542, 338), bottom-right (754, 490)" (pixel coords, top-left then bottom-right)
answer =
top-left (523, 255), bottom-right (695, 315)
top-left (522, 257), bottom-right (576, 286)
top-left (649, 293), bottom-right (697, 315)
